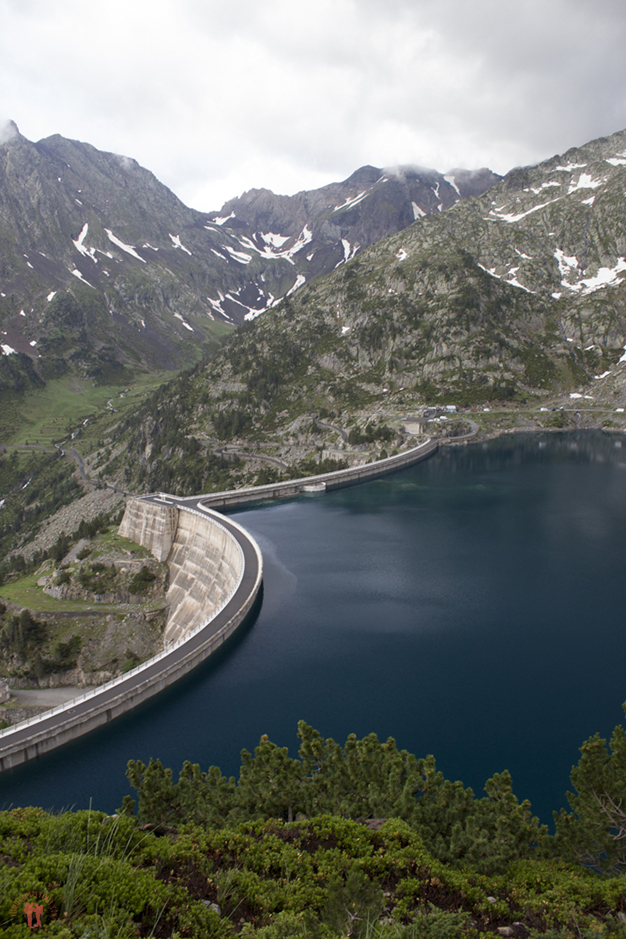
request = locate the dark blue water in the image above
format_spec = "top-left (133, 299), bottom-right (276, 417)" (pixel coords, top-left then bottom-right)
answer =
top-left (2, 431), bottom-right (626, 825)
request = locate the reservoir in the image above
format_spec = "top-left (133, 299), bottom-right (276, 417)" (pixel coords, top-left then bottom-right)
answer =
top-left (1, 430), bottom-right (626, 825)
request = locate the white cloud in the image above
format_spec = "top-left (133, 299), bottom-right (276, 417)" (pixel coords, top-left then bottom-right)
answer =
top-left (0, 0), bottom-right (625, 209)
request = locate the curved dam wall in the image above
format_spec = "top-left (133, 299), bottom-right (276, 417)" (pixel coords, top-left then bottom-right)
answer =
top-left (0, 438), bottom-right (438, 773)
top-left (0, 504), bottom-right (262, 772)
top-left (119, 501), bottom-right (244, 645)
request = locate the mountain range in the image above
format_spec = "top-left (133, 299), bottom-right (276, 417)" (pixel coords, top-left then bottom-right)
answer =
top-left (3, 118), bottom-right (626, 497)
top-left (206, 162), bottom-right (499, 320)
top-left (0, 120), bottom-right (499, 391)
top-left (105, 126), bottom-right (626, 494)
top-left (205, 125), bottom-right (626, 407)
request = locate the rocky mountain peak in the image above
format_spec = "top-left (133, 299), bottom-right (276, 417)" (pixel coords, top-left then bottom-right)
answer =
top-left (0, 120), bottom-right (21, 146)
top-left (341, 165), bottom-right (385, 187)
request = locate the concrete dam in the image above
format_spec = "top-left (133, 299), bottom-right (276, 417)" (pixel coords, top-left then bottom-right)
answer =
top-left (0, 500), bottom-right (263, 772)
top-left (0, 436), bottom-right (437, 771)
top-left (119, 497), bottom-right (251, 646)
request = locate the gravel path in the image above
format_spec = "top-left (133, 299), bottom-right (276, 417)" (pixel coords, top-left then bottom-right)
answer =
top-left (9, 687), bottom-right (82, 706)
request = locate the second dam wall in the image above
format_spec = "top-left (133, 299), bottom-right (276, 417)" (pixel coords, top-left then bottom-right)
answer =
top-left (193, 437), bottom-right (439, 509)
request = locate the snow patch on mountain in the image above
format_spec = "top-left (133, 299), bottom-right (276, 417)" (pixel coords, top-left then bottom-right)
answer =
top-left (207, 292), bottom-right (225, 314)
top-left (443, 174), bottom-right (460, 196)
top-left (576, 259), bottom-right (626, 294)
top-left (504, 269), bottom-right (534, 293)
top-left (174, 312), bottom-right (193, 331)
top-left (169, 233), bottom-right (192, 255)
top-left (342, 239), bottom-right (358, 262)
top-left (527, 181), bottom-right (561, 194)
top-left (224, 245), bottom-right (252, 264)
top-left (261, 232), bottom-right (289, 249)
top-left (477, 263), bottom-right (534, 293)
top-left (555, 162), bottom-right (588, 172)
top-left (72, 223), bottom-right (99, 262)
top-left (490, 198), bottom-right (561, 223)
top-left (287, 225), bottom-right (313, 257)
top-left (105, 229), bottom-right (145, 263)
top-left (555, 249), bottom-right (626, 293)
top-left (73, 224), bottom-right (88, 250)
top-left (555, 248), bottom-right (579, 281)
top-left (286, 274), bottom-right (306, 296)
top-left (568, 173), bottom-right (604, 194)
top-left (71, 268), bottom-right (95, 288)
top-left (244, 300), bottom-right (273, 321)
top-left (209, 212), bottom-right (235, 225)
top-left (237, 234), bottom-right (283, 261)
top-left (333, 190), bottom-right (369, 213)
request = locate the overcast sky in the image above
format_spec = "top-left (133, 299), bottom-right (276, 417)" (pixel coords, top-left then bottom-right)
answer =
top-left (1, 0), bottom-right (626, 211)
